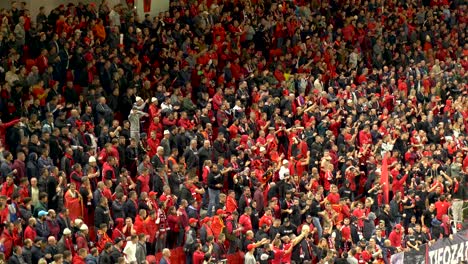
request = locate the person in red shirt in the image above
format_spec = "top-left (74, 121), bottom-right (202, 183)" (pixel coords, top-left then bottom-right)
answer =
top-left (72, 248), bottom-right (87, 264)
top-left (146, 131), bottom-right (160, 158)
top-left (76, 224), bottom-right (90, 252)
top-left (259, 207), bottom-right (274, 228)
top-left (143, 211), bottom-right (158, 255)
top-left (192, 243), bottom-right (205, 264)
top-left (160, 186), bottom-right (176, 213)
top-left (96, 224), bottom-right (112, 253)
top-left (133, 209), bottom-right (147, 236)
top-left (0, 222), bottom-right (16, 258)
top-left (388, 224), bottom-right (404, 248)
top-left (18, 177), bottom-right (30, 203)
top-left (358, 125), bottom-right (373, 146)
top-left (0, 175), bottom-right (17, 198)
top-left (434, 195), bottom-right (451, 221)
top-left (23, 218), bottom-right (37, 242)
top-left (0, 118), bottom-right (21, 147)
top-left (136, 168), bottom-right (150, 194)
top-left (226, 190), bottom-right (238, 214)
top-left (326, 185), bottom-right (341, 205)
top-left (166, 206), bottom-right (181, 248)
top-left (352, 202), bottom-right (366, 228)
top-left (239, 207), bottom-right (253, 234)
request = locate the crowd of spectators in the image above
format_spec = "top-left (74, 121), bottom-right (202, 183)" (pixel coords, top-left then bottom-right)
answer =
top-left (0, 0), bottom-right (467, 263)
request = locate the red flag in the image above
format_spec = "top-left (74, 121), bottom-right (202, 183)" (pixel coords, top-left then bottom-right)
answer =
top-left (380, 153), bottom-right (389, 204)
top-left (143, 0), bottom-right (151, 12)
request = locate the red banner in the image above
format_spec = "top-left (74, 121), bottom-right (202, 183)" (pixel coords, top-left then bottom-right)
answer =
top-left (380, 153), bottom-right (389, 204)
top-left (144, 0), bottom-right (151, 12)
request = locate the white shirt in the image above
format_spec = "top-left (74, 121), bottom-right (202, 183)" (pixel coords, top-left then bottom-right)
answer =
top-left (123, 241), bottom-right (137, 262)
top-left (31, 187), bottom-right (39, 206)
top-left (109, 10), bottom-right (121, 27)
top-left (381, 142), bottom-right (394, 157)
top-left (313, 78), bottom-right (323, 92)
top-left (161, 102), bottom-right (173, 111)
top-left (244, 252), bottom-right (256, 264)
top-left (278, 165), bottom-right (290, 180)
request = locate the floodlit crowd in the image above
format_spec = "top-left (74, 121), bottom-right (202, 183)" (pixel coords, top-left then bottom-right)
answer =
top-left (0, 0), bottom-right (467, 263)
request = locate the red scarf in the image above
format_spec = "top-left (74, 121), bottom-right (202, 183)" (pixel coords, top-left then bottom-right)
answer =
top-left (65, 153), bottom-right (74, 167)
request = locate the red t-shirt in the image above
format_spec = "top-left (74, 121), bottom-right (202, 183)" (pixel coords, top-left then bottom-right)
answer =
top-left (239, 214), bottom-right (253, 234)
top-left (281, 242), bottom-right (293, 263)
top-left (193, 250), bottom-right (205, 264)
top-left (272, 247), bottom-right (285, 264)
top-left (327, 193), bottom-right (340, 205)
top-left (388, 230), bottom-right (402, 247)
top-left (434, 201), bottom-right (450, 220)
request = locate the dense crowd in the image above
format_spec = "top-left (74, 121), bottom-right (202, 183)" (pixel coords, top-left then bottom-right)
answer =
top-left (0, 0), bottom-right (467, 263)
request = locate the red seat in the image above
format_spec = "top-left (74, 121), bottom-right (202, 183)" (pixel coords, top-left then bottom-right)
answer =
top-left (146, 255), bottom-right (156, 264)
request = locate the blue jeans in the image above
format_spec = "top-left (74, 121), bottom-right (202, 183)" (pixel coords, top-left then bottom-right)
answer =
top-left (312, 217), bottom-right (323, 239)
top-left (207, 188), bottom-right (220, 216)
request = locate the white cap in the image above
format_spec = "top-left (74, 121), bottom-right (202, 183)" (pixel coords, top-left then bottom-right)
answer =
top-left (260, 254), bottom-right (269, 261)
top-left (135, 96), bottom-right (142, 102)
top-left (259, 147), bottom-right (266, 152)
top-left (74, 219), bottom-right (83, 226)
top-left (164, 130), bottom-right (170, 135)
top-left (80, 224), bottom-right (89, 231)
top-left (279, 167), bottom-right (290, 181)
top-left (151, 97), bottom-right (157, 103)
top-left (282, 159), bottom-right (289, 165)
top-left (63, 228), bottom-right (72, 235)
top-left (347, 99), bottom-right (353, 104)
top-left (88, 156), bottom-right (96, 163)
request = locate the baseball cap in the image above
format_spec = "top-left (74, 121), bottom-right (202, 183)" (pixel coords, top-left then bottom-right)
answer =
top-left (38, 210), bottom-right (48, 217)
top-left (247, 244), bottom-right (257, 251)
top-left (216, 209), bottom-right (225, 215)
top-left (189, 218), bottom-right (198, 225)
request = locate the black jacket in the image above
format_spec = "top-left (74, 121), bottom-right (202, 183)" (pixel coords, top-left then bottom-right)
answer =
top-left (183, 148), bottom-right (199, 171)
top-left (123, 199), bottom-right (137, 220)
top-left (109, 247), bottom-right (123, 264)
top-left (7, 254), bottom-right (23, 264)
top-left (31, 245), bottom-right (44, 264)
top-left (111, 200), bottom-right (125, 221)
top-left (292, 239), bottom-right (314, 262)
top-left (94, 204), bottom-right (111, 228)
top-left (179, 185), bottom-right (195, 205)
top-left (207, 171), bottom-right (223, 190)
top-left (98, 250), bottom-right (112, 264)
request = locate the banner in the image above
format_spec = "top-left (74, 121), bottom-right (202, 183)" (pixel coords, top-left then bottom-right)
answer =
top-left (380, 152), bottom-right (389, 204)
top-left (144, 0), bottom-right (151, 12)
top-left (391, 229), bottom-right (468, 264)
